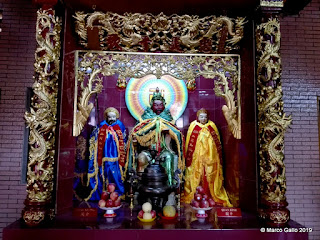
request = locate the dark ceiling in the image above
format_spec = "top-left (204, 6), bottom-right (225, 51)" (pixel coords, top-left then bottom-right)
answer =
top-left (62, 0), bottom-right (260, 16)
top-left (61, 0), bottom-right (311, 16)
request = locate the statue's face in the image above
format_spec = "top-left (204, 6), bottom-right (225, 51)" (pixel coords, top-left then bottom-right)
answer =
top-left (151, 100), bottom-right (165, 115)
top-left (106, 111), bottom-right (117, 125)
top-left (198, 113), bottom-right (208, 125)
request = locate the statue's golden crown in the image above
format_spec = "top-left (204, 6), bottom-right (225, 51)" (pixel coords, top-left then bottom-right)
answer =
top-left (150, 87), bottom-right (166, 106)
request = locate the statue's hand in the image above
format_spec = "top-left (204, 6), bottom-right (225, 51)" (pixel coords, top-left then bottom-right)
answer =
top-left (173, 169), bottom-right (182, 189)
top-left (132, 135), bottom-right (137, 142)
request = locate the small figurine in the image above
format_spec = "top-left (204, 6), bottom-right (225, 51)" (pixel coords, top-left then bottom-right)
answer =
top-left (86, 107), bottom-right (126, 201)
top-left (182, 108), bottom-right (232, 207)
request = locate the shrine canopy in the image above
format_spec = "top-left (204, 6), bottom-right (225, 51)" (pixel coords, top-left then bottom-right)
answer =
top-left (63, 0), bottom-right (259, 15)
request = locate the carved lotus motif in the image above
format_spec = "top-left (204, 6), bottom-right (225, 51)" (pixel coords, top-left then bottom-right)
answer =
top-left (152, 16), bottom-right (171, 32)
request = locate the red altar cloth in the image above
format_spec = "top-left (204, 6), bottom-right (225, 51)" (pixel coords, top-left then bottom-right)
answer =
top-left (3, 204), bottom-right (308, 240)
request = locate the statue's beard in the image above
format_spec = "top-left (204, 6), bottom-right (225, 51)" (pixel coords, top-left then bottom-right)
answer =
top-left (108, 119), bottom-right (116, 125)
top-left (152, 108), bottom-right (164, 115)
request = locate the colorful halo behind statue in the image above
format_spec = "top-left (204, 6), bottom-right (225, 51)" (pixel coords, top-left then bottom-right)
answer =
top-left (125, 74), bottom-right (188, 121)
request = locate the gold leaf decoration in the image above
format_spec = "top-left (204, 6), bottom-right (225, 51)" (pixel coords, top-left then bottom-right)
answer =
top-left (23, 8), bottom-right (61, 226)
top-left (74, 51), bottom-right (241, 140)
top-left (256, 16), bottom-right (292, 226)
top-left (74, 12), bottom-right (246, 54)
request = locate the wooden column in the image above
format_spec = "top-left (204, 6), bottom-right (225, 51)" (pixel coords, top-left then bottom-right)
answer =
top-left (22, 0), bottom-right (61, 226)
top-left (255, 0), bottom-right (292, 227)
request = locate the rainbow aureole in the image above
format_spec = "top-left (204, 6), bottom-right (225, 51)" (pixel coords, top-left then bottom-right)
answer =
top-left (125, 75), bottom-right (188, 121)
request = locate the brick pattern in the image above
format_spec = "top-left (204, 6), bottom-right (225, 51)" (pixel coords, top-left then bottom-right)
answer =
top-left (281, 0), bottom-right (320, 239)
top-left (0, 1), bottom-right (37, 239)
top-left (0, 1), bottom-right (320, 240)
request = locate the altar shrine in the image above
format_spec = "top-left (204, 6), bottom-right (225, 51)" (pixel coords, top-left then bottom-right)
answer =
top-left (3, 0), bottom-right (311, 239)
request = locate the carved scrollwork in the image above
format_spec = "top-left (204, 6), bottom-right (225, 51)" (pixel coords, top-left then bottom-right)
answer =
top-left (201, 56), bottom-right (241, 139)
top-left (74, 12), bottom-right (246, 54)
top-left (23, 210), bottom-right (45, 226)
top-left (270, 210), bottom-right (290, 223)
top-left (256, 16), bottom-right (291, 223)
top-left (73, 52), bottom-right (111, 136)
top-left (74, 51), bottom-right (241, 140)
top-left (23, 8), bottom-right (61, 224)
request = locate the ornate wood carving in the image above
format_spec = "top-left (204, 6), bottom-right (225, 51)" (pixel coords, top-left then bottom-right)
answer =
top-left (73, 12), bottom-right (246, 54)
top-left (255, 15), bottom-right (292, 226)
top-left (73, 51), bottom-right (241, 140)
top-left (22, 7), bottom-right (61, 226)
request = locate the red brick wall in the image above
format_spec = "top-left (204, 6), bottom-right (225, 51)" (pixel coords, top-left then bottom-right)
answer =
top-left (0, 0), bottom-right (37, 239)
top-left (281, 0), bottom-right (320, 239)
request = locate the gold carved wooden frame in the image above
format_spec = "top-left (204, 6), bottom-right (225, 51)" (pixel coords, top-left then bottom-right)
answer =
top-left (74, 12), bottom-right (246, 54)
top-left (73, 51), bottom-right (242, 139)
top-left (23, 7), bottom-right (61, 226)
top-left (23, 2), bottom-right (291, 228)
top-left (256, 16), bottom-right (291, 226)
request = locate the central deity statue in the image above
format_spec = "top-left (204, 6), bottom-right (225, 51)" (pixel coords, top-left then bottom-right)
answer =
top-left (125, 88), bottom-right (184, 186)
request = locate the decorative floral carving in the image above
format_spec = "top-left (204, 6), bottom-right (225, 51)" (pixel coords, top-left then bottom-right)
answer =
top-left (23, 8), bottom-right (61, 225)
top-left (23, 210), bottom-right (45, 226)
top-left (270, 210), bottom-right (290, 223)
top-left (186, 79), bottom-right (196, 91)
top-left (116, 78), bottom-right (127, 89)
top-left (256, 17), bottom-right (291, 225)
top-left (74, 12), bottom-right (246, 54)
top-left (73, 52), bottom-right (108, 137)
top-left (74, 51), bottom-right (241, 140)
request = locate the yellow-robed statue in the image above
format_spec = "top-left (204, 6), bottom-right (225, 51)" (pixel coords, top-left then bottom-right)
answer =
top-left (182, 108), bottom-right (232, 207)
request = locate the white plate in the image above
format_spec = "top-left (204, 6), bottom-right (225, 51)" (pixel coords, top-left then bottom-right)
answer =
top-left (191, 206), bottom-right (212, 211)
top-left (99, 204), bottom-right (122, 211)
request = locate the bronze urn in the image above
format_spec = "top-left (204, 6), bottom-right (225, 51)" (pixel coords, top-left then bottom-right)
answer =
top-left (137, 155), bottom-right (180, 212)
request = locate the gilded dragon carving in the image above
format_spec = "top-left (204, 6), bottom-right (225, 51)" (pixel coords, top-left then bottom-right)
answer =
top-left (73, 12), bottom-right (246, 54)
top-left (73, 52), bottom-right (110, 137)
top-left (201, 57), bottom-right (241, 139)
top-left (23, 8), bottom-right (61, 225)
top-left (256, 16), bottom-right (291, 225)
top-left (73, 52), bottom-right (241, 140)
top-left (270, 210), bottom-right (290, 223)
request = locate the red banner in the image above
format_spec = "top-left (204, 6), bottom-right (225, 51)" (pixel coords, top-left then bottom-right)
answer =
top-left (207, 125), bottom-right (223, 165)
top-left (72, 208), bottom-right (97, 218)
top-left (133, 119), bottom-right (151, 133)
top-left (113, 125), bottom-right (125, 167)
top-left (97, 124), bottom-right (108, 166)
top-left (185, 125), bottom-right (202, 167)
top-left (216, 207), bottom-right (242, 217)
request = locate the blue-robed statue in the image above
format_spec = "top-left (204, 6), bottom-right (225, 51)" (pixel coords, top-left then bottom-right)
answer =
top-left (85, 107), bottom-right (127, 201)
